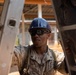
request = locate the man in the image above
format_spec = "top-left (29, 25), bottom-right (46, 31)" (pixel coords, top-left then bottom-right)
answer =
top-left (11, 18), bottom-right (68, 75)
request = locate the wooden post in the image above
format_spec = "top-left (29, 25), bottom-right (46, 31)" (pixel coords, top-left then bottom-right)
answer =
top-left (21, 13), bottom-right (25, 46)
top-left (38, 4), bottom-right (42, 18)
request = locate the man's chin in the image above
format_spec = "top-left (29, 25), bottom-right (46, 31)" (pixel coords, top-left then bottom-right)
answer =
top-left (33, 44), bottom-right (41, 47)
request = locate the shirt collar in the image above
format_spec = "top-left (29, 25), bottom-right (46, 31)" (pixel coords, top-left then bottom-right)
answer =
top-left (30, 47), bottom-right (54, 64)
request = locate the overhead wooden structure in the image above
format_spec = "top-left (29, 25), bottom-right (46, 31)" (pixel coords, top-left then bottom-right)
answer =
top-left (0, 0), bottom-right (4, 3)
top-left (25, 0), bottom-right (51, 5)
top-left (0, 0), bottom-right (52, 5)
top-left (0, 0), bottom-right (55, 24)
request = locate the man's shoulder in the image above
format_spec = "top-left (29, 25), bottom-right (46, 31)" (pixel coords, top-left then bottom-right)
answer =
top-left (49, 48), bottom-right (64, 63)
top-left (49, 48), bottom-right (64, 56)
top-left (14, 45), bottom-right (30, 58)
top-left (14, 45), bottom-right (28, 52)
top-left (49, 48), bottom-right (64, 60)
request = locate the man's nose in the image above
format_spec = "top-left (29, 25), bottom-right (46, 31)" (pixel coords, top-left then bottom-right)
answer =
top-left (34, 34), bottom-right (39, 37)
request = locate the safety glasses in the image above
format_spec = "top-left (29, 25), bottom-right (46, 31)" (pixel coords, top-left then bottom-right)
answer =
top-left (29, 29), bottom-right (49, 36)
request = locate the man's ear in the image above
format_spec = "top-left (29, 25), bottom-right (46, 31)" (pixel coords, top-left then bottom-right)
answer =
top-left (47, 33), bottom-right (51, 39)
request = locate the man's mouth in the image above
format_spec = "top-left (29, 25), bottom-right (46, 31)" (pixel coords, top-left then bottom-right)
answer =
top-left (33, 39), bottom-right (40, 43)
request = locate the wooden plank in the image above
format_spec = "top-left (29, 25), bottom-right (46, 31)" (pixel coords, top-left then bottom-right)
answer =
top-left (0, 0), bottom-right (52, 5)
top-left (0, 0), bottom-right (4, 3)
top-left (61, 24), bottom-right (76, 31)
top-left (21, 14), bottom-right (25, 46)
top-left (25, 0), bottom-right (51, 5)
top-left (24, 14), bottom-right (55, 19)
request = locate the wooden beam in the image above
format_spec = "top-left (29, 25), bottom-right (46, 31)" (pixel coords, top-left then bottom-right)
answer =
top-left (25, 0), bottom-right (51, 5)
top-left (43, 15), bottom-right (55, 19)
top-left (0, 0), bottom-right (52, 5)
top-left (24, 14), bottom-right (55, 19)
top-left (21, 14), bottom-right (25, 46)
top-left (0, 0), bottom-right (4, 3)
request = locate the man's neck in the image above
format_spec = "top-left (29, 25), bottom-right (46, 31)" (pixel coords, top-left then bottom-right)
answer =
top-left (33, 45), bottom-right (48, 54)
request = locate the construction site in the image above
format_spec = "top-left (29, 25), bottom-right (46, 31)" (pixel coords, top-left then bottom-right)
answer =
top-left (0, 0), bottom-right (76, 75)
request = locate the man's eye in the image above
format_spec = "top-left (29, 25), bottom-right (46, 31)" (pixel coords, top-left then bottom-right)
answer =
top-left (37, 30), bottom-right (41, 34)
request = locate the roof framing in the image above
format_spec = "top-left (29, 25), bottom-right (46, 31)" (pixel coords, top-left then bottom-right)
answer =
top-left (0, 0), bottom-right (56, 24)
top-left (0, 0), bottom-right (52, 5)
top-left (25, 0), bottom-right (51, 5)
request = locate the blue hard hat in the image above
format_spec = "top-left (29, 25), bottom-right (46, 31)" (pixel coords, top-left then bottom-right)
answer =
top-left (29, 18), bottom-right (51, 33)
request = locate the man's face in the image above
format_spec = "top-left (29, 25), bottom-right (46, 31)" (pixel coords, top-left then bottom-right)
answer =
top-left (29, 29), bottom-right (50, 47)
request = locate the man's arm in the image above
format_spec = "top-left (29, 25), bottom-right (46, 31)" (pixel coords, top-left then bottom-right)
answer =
top-left (10, 46), bottom-right (27, 73)
top-left (53, 50), bottom-right (68, 74)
